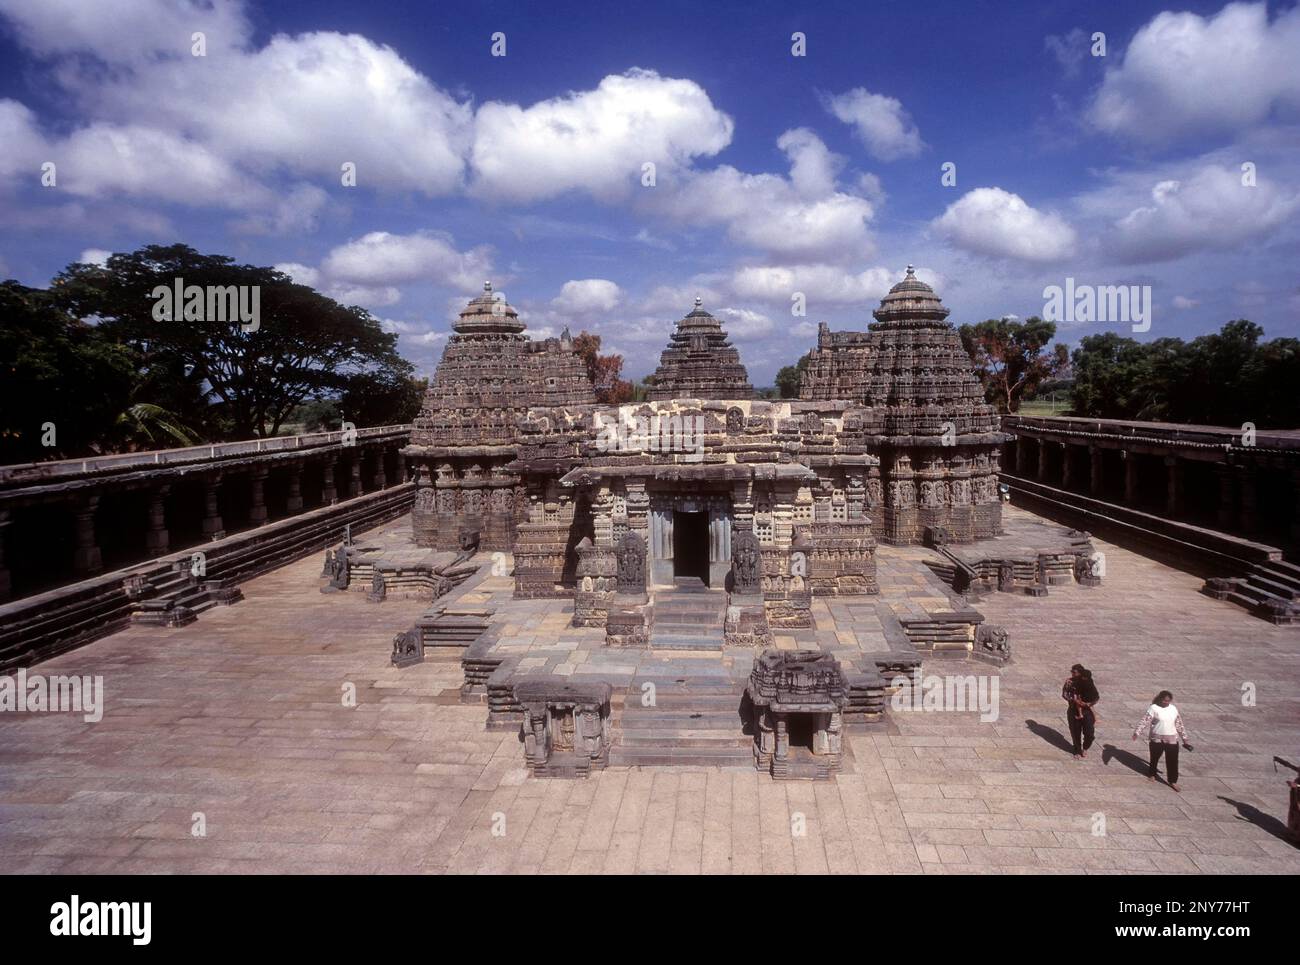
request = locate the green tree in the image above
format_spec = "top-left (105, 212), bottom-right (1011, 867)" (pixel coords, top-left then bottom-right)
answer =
top-left (53, 245), bottom-right (412, 438)
top-left (0, 281), bottom-right (136, 462)
top-left (571, 331), bottom-right (633, 403)
top-left (959, 316), bottom-right (1064, 413)
top-left (774, 354), bottom-right (811, 399)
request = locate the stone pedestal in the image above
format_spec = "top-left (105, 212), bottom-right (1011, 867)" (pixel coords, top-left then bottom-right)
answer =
top-left (746, 649), bottom-right (845, 780)
top-left (573, 537), bottom-right (616, 627)
top-left (724, 593), bottom-right (770, 647)
top-left (514, 679), bottom-right (612, 778)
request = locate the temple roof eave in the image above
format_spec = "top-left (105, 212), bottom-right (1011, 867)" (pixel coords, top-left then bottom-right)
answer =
top-left (559, 462), bottom-right (818, 487)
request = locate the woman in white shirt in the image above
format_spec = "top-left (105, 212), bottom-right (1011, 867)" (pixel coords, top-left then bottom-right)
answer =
top-left (1132, 690), bottom-right (1191, 792)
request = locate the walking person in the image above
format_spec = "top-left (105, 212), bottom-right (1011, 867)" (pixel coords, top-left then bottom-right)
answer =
top-left (1062, 664), bottom-right (1099, 759)
top-left (1133, 691), bottom-right (1192, 792)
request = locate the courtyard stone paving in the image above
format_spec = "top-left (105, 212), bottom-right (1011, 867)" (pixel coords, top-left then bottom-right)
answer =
top-left (1, 506), bottom-right (1297, 874)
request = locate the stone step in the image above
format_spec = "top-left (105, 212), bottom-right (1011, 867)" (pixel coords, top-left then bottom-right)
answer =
top-left (650, 608), bottom-right (722, 624)
top-left (615, 733), bottom-right (749, 749)
top-left (609, 746), bottom-right (753, 767)
top-left (647, 633), bottom-right (724, 651)
top-left (620, 711), bottom-right (742, 729)
top-left (1245, 572), bottom-right (1300, 600)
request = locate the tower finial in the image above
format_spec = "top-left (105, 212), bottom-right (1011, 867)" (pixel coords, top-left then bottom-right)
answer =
top-left (694, 294), bottom-right (702, 309)
top-left (905, 264), bottom-right (915, 277)
top-left (484, 280), bottom-right (492, 293)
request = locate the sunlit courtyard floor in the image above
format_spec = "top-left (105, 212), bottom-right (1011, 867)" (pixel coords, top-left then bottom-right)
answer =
top-left (2, 506), bottom-right (1298, 874)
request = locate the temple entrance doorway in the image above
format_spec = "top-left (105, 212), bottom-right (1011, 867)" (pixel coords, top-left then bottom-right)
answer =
top-left (672, 511), bottom-right (711, 585)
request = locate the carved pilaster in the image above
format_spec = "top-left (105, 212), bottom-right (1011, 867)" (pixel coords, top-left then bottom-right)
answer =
top-left (145, 484), bottom-right (171, 556)
top-left (72, 494), bottom-right (102, 575)
top-left (248, 467), bottom-right (269, 526)
top-left (1164, 455), bottom-right (1184, 519)
top-left (202, 473), bottom-right (225, 541)
top-left (285, 460), bottom-right (304, 514)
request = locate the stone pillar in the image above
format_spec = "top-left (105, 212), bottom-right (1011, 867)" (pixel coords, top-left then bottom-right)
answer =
top-left (248, 467), bottom-right (269, 526)
top-left (1292, 467), bottom-right (1300, 542)
top-left (322, 456), bottom-right (339, 506)
top-left (1089, 445), bottom-right (1103, 498)
top-left (348, 454), bottom-right (363, 499)
top-left (202, 474), bottom-right (226, 541)
top-left (72, 494), bottom-right (102, 575)
top-left (372, 447), bottom-right (387, 490)
top-left (394, 449), bottom-right (407, 485)
top-left (1035, 439), bottom-right (1048, 483)
top-left (285, 460), bottom-right (304, 514)
top-left (1237, 464), bottom-right (1258, 533)
top-left (1164, 456), bottom-right (1184, 519)
top-left (1123, 452), bottom-right (1138, 505)
top-left (1015, 436), bottom-right (1028, 476)
top-left (1060, 443), bottom-right (1073, 491)
top-left (144, 484), bottom-right (171, 556)
top-left (1215, 464), bottom-right (1236, 530)
top-left (0, 509), bottom-right (11, 601)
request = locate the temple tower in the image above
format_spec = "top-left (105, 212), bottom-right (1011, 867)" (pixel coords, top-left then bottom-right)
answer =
top-left (646, 298), bottom-right (754, 400)
top-left (800, 266), bottom-right (1009, 543)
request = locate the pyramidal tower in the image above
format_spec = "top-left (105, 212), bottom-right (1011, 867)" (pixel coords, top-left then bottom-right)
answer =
top-left (646, 297), bottom-right (754, 400)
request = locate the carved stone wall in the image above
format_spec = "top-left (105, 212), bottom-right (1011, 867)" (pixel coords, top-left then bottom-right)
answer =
top-left (800, 267), bottom-right (1010, 544)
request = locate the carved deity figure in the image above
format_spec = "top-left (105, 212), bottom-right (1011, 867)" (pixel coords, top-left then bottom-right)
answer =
top-left (731, 528), bottom-right (762, 594)
top-left (614, 531), bottom-right (646, 592)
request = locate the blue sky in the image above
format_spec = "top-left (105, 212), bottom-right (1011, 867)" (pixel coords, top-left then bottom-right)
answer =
top-left (1, 0), bottom-right (1298, 385)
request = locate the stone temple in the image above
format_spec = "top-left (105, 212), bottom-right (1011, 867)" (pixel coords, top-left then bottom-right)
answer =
top-left (5, 263), bottom-right (1299, 870)
top-left (389, 267), bottom-right (1047, 778)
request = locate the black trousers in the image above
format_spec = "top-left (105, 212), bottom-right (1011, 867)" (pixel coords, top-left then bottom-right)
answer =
top-left (1067, 709), bottom-right (1095, 754)
top-left (1148, 740), bottom-right (1180, 783)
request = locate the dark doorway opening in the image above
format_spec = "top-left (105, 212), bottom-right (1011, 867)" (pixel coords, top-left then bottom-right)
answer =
top-left (672, 510), bottom-right (710, 585)
top-left (787, 715), bottom-right (816, 753)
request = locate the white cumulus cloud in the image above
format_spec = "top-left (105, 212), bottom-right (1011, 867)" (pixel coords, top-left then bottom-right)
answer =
top-left (1112, 165), bottom-right (1299, 262)
top-left (933, 187), bottom-right (1078, 262)
top-left (470, 68), bottom-right (733, 203)
top-left (821, 87), bottom-right (924, 161)
top-left (552, 279), bottom-right (623, 314)
top-left (1089, 2), bottom-right (1300, 144)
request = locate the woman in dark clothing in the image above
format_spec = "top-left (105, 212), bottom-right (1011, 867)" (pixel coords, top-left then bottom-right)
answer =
top-left (1062, 664), bottom-right (1099, 759)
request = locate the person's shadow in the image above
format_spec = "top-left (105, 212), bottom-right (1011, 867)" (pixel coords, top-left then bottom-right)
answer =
top-left (1101, 743), bottom-right (1151, 777)
top-left (1218, 796), bottom-right (1297, 845)
top-left (1025, 719), bottom-right (1074, 754)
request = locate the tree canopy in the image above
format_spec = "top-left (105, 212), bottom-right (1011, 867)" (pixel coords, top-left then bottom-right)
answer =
top-left (51, 245), bottom-right (416, 440)
top-left (1070, 320), bottom-right (1300, 427)
top-left (571, 331), bottom-right (634, 403)
top-left (2, 244), bottom-right (426, 461)
top-left (958, 316), bottom-right (1067, 413)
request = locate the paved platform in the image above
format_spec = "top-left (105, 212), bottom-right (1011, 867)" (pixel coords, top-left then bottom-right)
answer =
top-left (1, 506), bottom-right (1298, 874)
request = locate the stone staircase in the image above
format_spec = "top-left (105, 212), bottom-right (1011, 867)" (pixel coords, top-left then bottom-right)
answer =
top-left (648, 578), bottom-right (726, 650)
top-left (1207, 559), bottom-right (1300, 625)
top-left (610, 675), bottom-right (753, 768)
top-left (128, 565), bottom-right (242, 627)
